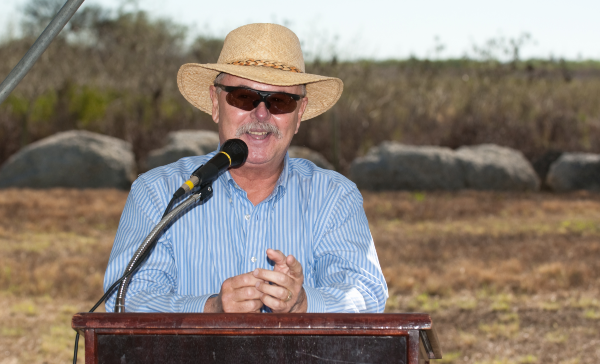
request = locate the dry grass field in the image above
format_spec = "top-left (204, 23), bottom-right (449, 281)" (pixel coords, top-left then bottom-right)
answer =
top-left (0, 188), bottom-right (599, 363)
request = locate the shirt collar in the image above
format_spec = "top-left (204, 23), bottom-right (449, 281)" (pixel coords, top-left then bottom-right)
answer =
top-left (219, 150), bottom-right (290, 203)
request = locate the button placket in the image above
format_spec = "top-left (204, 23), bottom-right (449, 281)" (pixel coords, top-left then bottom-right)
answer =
top-left (242, 197), bottom-right (258, 270)
top-left (247, 204), bottom-right (268, 270)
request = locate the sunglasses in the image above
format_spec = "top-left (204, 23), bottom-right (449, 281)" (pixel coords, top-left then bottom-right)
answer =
top-left (214, 83), bottom-right (303, 115)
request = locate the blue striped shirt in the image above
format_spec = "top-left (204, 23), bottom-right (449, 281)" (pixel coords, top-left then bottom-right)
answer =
top-left (103, 151), bottom-right (388, 313)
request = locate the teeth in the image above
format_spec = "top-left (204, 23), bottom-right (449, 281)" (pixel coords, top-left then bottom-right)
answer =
top-left (248, 131), bottom-right (268, 135)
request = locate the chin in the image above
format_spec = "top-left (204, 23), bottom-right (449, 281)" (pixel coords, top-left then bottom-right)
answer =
top-left (245, 155), bottom-right (273, 166)
top-left (245, 150), bottom-right (283, 166)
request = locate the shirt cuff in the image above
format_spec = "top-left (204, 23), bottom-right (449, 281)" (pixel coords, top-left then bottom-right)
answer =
top-left (304, 285), bottom-right (326, 313)
top-left (180, 294), bottom-right (216, 313)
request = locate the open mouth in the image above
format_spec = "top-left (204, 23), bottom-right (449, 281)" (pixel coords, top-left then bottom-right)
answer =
top-left (246, 130), bottom-right (271, 140)
top-left (235, 121), bottom-right (282, 140)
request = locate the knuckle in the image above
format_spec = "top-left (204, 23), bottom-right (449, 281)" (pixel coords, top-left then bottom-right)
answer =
top-left (244, 301), bottom-right (258, 312)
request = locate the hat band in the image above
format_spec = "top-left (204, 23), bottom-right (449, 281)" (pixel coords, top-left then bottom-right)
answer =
top-left (228, 59), bottom-right (302, 73)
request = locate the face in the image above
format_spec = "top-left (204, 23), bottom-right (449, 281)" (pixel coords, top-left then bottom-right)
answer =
top-left (209, 74), bottom-right (308, 169)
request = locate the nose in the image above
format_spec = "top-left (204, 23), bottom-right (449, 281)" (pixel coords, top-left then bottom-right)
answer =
top-left (252, 100), bottom-right (271, 122)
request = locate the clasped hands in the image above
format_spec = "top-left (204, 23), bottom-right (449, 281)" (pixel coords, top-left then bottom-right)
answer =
top-left (204, 248), bottom-right (307, 313)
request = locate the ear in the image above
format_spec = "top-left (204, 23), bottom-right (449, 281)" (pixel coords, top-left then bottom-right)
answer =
top-left (294, 97), bottom-right (308, 134)
top-left (209, 85), bottom-right (220, 124)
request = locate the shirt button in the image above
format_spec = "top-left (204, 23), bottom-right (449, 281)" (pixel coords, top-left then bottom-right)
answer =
top-left (245, 214), bottom-right (251, 221)
top-left (251, 257), bottom-right (257, 263)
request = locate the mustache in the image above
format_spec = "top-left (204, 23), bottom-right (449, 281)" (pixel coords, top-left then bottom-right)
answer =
top-left (235, 121), bottom-right (282, 139)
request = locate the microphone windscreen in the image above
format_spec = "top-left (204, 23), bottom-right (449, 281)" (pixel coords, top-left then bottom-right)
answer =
top-left (221, 139), bottom-right (248, 167)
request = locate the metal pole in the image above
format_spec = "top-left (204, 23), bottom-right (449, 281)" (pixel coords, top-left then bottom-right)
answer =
top-left (0, 0), bottom-right (86, 105)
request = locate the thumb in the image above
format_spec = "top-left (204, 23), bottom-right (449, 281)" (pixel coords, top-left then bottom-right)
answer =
top-left (266, 249), bottom-right (287, 266)
top-left (286, 255), bottom-right (303, 278)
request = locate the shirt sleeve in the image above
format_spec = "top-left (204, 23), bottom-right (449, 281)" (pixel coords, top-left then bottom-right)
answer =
top-left (305, 187), bottom-right (388, 313)
top-left (103, 178), bottom-right (215, 313)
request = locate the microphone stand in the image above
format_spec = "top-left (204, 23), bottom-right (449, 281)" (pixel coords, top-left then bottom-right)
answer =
top-left (73, 182), bottom-right (213, 363)
top-left (114, 182), bottom-right (213, 312)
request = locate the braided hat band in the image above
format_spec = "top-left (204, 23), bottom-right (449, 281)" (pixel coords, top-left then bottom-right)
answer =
top-left (229, 59), bottom-right (302, 73)
top-left (177, 23), bottom-right (343, 121)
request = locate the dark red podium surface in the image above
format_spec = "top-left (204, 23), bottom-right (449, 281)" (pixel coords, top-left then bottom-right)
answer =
top-left (72, 313), bottom-right (442, 364)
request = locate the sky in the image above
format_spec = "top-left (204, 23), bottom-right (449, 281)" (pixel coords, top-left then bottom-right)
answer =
top-left (1, 0), bottom-right (599, 60)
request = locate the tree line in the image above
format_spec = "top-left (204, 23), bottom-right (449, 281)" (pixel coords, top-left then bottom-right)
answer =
top-left (1, 0), bottom-right (599, 174)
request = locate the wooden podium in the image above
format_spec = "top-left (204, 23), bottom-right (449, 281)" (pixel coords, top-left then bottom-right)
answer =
top-left (72, 313), bottom-right (442, 363)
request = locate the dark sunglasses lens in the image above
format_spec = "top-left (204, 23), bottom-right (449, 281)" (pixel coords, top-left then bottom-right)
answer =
top-left (226, 88), bottom-right (260, 111)
top-left (266, 93), bottom-right (298, 114)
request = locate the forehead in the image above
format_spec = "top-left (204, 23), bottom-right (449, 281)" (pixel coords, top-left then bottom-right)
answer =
top-left (219, 74), bottom-right (304, 95)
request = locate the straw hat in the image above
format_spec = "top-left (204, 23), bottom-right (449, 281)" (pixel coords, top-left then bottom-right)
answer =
top-left (177, 23), bottom-right (343, 121)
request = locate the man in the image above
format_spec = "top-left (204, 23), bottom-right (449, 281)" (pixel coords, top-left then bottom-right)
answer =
top-left (104, 23), bottom-right (387, 313)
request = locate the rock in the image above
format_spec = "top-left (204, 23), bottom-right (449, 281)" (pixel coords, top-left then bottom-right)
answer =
top-left (0, 130), bottom-right (135, 189)
top-left (146, 130), bottom-right (220, 170)
top-left (350, 142), bottom-right (540, 191)
top-left (288, 146), bottom-right (334, 170)
top-left (456, 144), bottom-right (540, 191)
top-left (546, 153), bottom-right (600, 192)
top-left (350, 142), bottom-right (465, 190)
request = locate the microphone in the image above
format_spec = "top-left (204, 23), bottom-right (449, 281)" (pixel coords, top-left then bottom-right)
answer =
top-left (172, 139), bottom-right (248, 199)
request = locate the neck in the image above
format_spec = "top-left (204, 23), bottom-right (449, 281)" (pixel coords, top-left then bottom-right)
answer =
top-left (229, 158), bottom-right (285, 206)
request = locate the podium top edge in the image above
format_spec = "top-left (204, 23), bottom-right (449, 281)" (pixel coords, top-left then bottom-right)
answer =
top-left (72, 312), bottom-right (434, 331)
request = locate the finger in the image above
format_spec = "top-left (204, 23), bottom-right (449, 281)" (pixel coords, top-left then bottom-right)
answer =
top-left (266, 248), bottom-right (286, 263)
top-left (260, 293), bottom-right (288, 312)
top-left (255, 281), bottom-right (290, 301)
top-left (285, 254), bottom-right (303, 278)
top-left (229, 273), bottom-right (263, 289)
top-left (223, 298), bottom-right (263, 313)
top-left (231, 286), bottom-right (262, 302)
top-left (241, 299), bottom-right (263, 313)
top-left (266, 249), bottom-right (291, 275)
top-left (253, 268), bottom-right (293, 288)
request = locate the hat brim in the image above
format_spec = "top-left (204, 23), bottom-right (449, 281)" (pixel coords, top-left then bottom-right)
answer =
top-left (177, 63), bottom-right (343, 121)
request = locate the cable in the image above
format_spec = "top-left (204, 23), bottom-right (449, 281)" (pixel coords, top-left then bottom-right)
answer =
top-left (72, 273), bottom-right (130, 363)
top-left (72, 184), bottom-right (204, 363)
top-left (162, 198), bottom-right (176, 219)
top-left (73, 332), bottom-right (79, 364)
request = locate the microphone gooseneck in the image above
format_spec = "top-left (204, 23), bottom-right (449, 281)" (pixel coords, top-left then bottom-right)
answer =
top-left (113, 138), bottom-right (248, 313)
top-left (74, 139), bottom-right (249, 362)
top-left (114, 185), bottom-right (213, 313)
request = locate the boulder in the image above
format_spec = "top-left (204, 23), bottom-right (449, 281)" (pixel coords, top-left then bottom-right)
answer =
top-left (350, 142), bottom-right (465, 190)
top-left (288, 146), bottom-right (334, 170)
top-left (350, 142), bottom-right (540, 191)
top-left (0, 130), bottom-right (135, 189)
top-left (546, 153), bottom-right (600, 192)
top-left (146, 130), bottom-right (220, 170)
top-left (456, 144), bottom-right (540, 191)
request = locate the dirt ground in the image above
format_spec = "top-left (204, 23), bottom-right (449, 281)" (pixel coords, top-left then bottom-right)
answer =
top-left (0, 189), bottom-right (599, 363)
